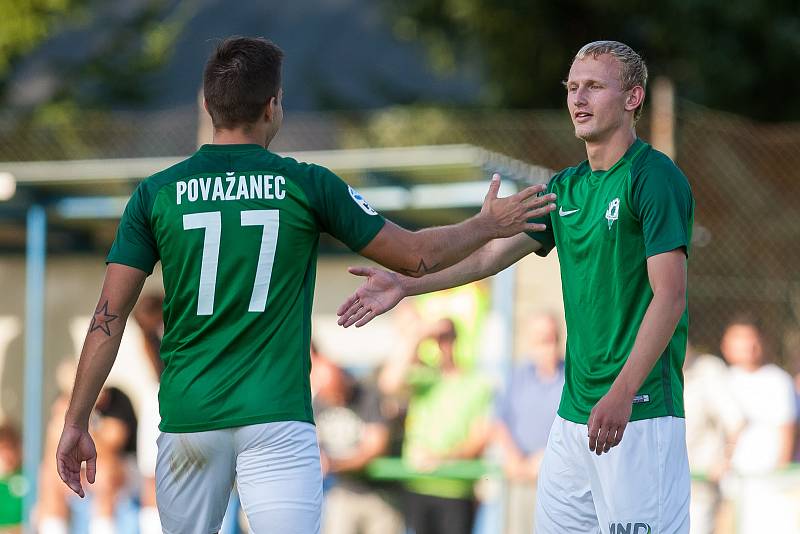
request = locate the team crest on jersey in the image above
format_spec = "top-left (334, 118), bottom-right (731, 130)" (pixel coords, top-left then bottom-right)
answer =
top-left (605, 198), bottom-right (620, 229)
top-left (348, 185), bottom-right (378, 216)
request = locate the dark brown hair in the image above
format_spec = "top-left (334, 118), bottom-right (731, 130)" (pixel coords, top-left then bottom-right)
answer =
top-left (0, 422), bottom-right (21, 448)
top-left (725, 312), bottom-right (763, 335)
top-left (203, 36), bottom-right (283, 129)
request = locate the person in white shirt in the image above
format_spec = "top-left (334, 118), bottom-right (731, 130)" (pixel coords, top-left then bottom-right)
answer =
top-left (720, 318), bottom-right (796, 475)
top-left (683, 343), bottom-right (744, 534)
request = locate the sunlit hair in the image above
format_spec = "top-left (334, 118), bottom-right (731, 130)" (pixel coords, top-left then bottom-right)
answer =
top-left (574, 40), bottom-right (648, 121)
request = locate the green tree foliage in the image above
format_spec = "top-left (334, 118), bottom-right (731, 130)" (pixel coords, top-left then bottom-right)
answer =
top-left (0, 0), bottom-right (197, 159)
top-left (384, 0), bottom-right (800, 121)
top-left (0, 0), bottom-right (196, 110)
top-left (0, 0), bottom-right (78, 76)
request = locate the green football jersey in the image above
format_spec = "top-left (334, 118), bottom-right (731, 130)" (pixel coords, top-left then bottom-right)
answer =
top-left (107, 144), bottom-right (385, 432)
top-left (528, 138), bottom-right (694, 424)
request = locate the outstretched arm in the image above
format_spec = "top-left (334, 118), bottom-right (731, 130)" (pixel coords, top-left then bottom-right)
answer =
top-left (56, 263), bottom-right (147, 497)
top-left (358, 174), bottom-right (555, 277)
top-left (338, 233), bottom-right (543, 327)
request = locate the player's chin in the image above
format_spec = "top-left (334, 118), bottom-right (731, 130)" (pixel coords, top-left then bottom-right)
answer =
top-left (573, 126), bottom-right (597, 142)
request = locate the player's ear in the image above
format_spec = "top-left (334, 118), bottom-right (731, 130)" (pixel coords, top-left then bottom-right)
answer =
top-left (264, 90), bottom-right (281, 122)
top-left (625, 86), bottom-right (645, 113)
top-left (264, 96), bottom-right (278, 122)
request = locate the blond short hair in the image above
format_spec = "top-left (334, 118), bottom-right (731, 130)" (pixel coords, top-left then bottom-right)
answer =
top-left (575, 41), bottom-right (648, 121)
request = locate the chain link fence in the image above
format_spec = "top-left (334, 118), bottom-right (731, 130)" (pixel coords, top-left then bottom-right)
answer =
top-left (1, 104), bottom-right (798, 368)
top-left (678, 104), bottom-right (800, 369)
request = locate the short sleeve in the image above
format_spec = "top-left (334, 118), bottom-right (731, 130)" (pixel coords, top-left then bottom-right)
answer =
top-left (310, 166), bottom-right (386, 252)
top-left (770, 368), bottom-right (798, 424)
top-left (632, 157), bottom-right (694, 258)
top-left (106, 183), bottom-right (159, 273)
top-left (525, 174), bottom-right (559, 257)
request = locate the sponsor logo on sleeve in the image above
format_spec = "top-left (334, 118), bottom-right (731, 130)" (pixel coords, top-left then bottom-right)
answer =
top-left (348, 185), bottom-right (378, 216)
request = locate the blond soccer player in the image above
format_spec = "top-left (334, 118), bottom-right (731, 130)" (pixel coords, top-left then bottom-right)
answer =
top-left (338, 41), bottom-right (694, 534)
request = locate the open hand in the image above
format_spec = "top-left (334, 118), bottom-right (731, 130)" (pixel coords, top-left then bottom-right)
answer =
top-left (587, 386), bottom-right (632, 456)
top-left (337, 267), bottom-right (406, 328)
top-left (56, 424), bottom-right (97, 498)
top-left (480, 174), bottom-right (556, 238)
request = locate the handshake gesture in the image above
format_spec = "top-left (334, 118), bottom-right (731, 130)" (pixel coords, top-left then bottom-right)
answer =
top-left (338, 173), bottom-right (554, 328)
top-left (479, 173), bottom-right (555, 238)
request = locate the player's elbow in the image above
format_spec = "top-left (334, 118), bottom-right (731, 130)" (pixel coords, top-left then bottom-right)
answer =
top-left (482, 257), bottom-right (503, 278)
top-left (403, 263), bottom-right (427, 278)
top-left (476, 241), bottom-right (505, 279)
top-left (654, 284), bottom-right (686, 317)
top-left (398, 233), bottom-right (438, 277)
top-left (362, 222), bottom-right (439, 277)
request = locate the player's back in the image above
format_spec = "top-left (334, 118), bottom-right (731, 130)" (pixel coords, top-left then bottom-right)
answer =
top-left (108, 143), bottom-right (385, 432)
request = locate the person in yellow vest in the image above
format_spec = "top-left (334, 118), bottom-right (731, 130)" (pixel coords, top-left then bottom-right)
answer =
top-left (379, 317), bottom-right (491, 534)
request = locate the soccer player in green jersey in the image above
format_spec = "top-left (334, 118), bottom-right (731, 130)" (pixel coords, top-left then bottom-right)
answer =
top-left (54, 37), bottom-right (556, 534)
top-left (337, 41), bottom-right (694, 533)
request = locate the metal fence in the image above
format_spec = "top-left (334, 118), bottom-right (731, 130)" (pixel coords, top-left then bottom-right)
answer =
top-left (1, 104), bottom-right (799, 368)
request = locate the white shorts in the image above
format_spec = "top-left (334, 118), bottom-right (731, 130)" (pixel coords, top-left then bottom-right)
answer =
top-left (155, 421), bottom-right (322, 534)
top-left (535, 416), bottom-right (690, 534)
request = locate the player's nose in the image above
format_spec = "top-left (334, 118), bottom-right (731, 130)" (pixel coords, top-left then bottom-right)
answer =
top-left (572, 87), bottom-right (589, 106)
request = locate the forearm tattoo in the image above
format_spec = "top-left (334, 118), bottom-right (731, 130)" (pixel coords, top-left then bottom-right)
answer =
top-left (399, 257), bottom-right (440, 277)
top-left (89, 300), bottom-right (119, 336)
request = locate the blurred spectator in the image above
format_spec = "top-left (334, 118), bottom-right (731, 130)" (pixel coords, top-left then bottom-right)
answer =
top-left (88, 386), bottom-right (138, 534)
top-left (132, 294), bottom-right (164, 378)
top-left (683, 343), bottom-right (744, 534)
top-left (38, 361), bottom-right (74, 534)
top-left (38, 360), bottom-right (138, 534)
top-left (131, 293), bottom-right (164, 534)
top-left (720, 317), bottom-right (796, 475)
top-left (310, 341), bottom-right (339, 403)
top-left (379, 318), bottom-right (491, 534)
top-left (494, 312), bottom-right (564, 534)
top-left (795, 371), bottom-right (800, 463)
top-left (0, 422), bottom-right (24, 533)
top-left (311, 345), bottom-right (403, 534)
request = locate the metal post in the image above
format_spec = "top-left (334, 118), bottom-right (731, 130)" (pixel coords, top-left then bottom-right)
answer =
top-left (651, 76), bottom-right (676, 160)
top-left (22, 204), bottom-right (46, 532)
top-left (491, 265), bottom-right (517, 382)
top-left (487, 264), bottom-right (517, 534)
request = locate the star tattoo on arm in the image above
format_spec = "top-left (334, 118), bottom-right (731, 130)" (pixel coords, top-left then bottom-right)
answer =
top-left (89, 300), bottom-right (118, 336)
top-left (398, 257), bottom-right (440, 277)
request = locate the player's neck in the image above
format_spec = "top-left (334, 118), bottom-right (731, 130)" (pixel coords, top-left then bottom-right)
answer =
top-left (738, 361), bottom-right (764, 373)
top-left (584, 128), bottom-right (637, 171)
top-left (212, 127), bottom-right (268, 148)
